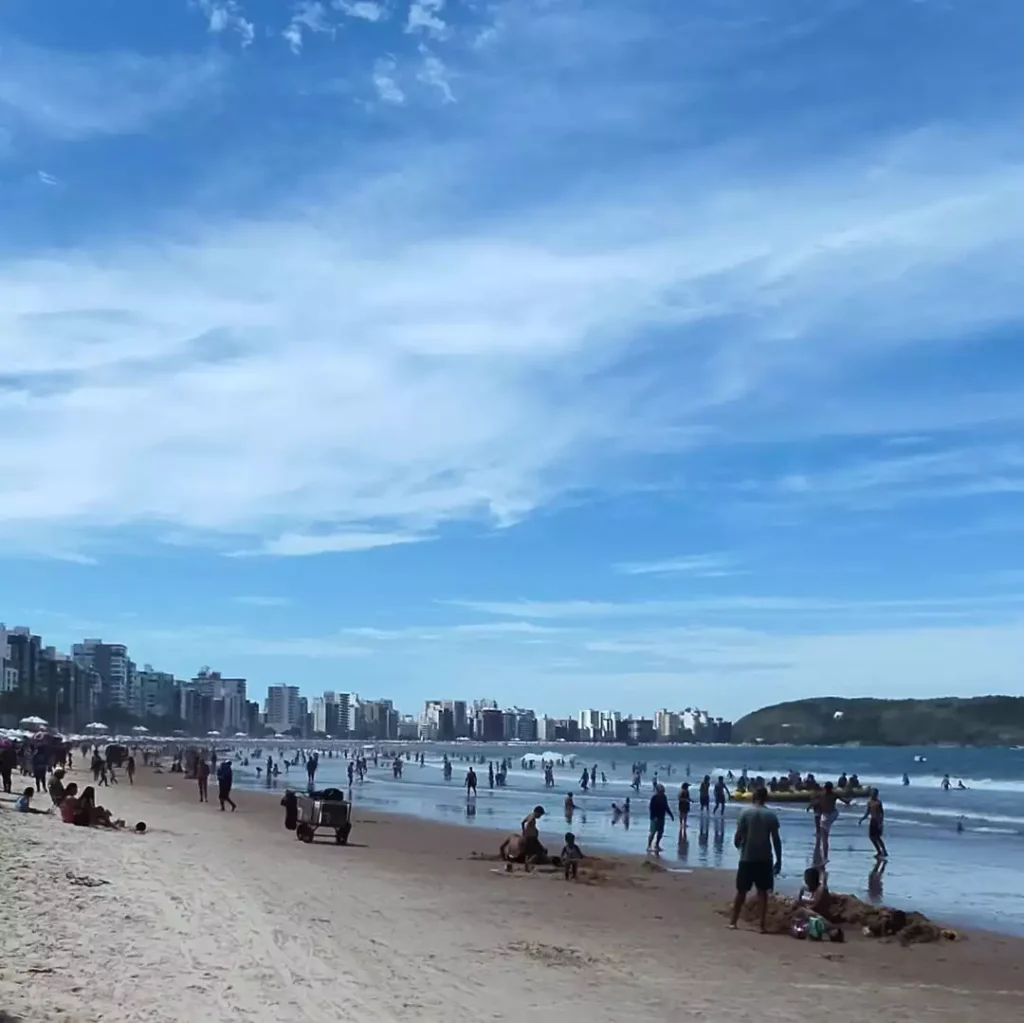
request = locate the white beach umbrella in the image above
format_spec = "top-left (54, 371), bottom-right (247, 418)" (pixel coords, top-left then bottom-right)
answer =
top-left (131, 725), bottom-right (150, 733)
top-left (19, 715), bottom-right (48, 727)
top-left (85, 722), bottom-right (109, 732)
top-left (233, 731), bottom-right (247, 737)
top-left (207, 730), bottom-right (222, 737)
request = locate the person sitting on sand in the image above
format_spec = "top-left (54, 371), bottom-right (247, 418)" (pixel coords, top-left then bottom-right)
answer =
top-left (48, 768), bottom-right (67, 806)
top-left (561, 832), bottom-right (584, 879)
top-left (14, 786), bottom-right (52, 815)
top-left (74, 786), bottom-right (124, 829)
top-left (795, 866), bottom-right (833, 923)
top-left (59, 783), bottom-right (80, 823)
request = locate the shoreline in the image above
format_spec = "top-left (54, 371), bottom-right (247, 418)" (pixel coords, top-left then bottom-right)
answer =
top-left (230, 760), bottom-right (1024, 937)
top-left (3, 764), bottom-right (1023, 1022)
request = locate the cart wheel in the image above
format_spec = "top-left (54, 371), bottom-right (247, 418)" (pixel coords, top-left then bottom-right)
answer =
top-left (336, 824), bottom-right (351, 845)
top-left (298, 824), bottom-right (314, 843)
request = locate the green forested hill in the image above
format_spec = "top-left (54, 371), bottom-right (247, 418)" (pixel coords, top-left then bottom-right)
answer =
top-left (732, 696), bottom-right (1024, 746)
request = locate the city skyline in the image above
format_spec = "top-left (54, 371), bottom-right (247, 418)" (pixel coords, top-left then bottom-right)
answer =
top-left (2, 1), bottom-right (1024, 715)
top-left (1, 618), bottom-right (732, 729)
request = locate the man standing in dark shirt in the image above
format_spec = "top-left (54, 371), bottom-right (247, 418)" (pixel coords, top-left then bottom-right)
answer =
top-left (729, 787), bottom-right (782, 933)
top-left (647, 783), bottom-right (674, 854)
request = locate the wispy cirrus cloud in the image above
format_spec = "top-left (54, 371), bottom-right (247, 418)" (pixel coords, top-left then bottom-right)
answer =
top-left (232, 531), bottom-right (427, 557)
top-left (615, 554), bottom-right (738, 577)
top-left (3, 0), bottom-right (1024, 575)
top-left (234, 594), bottom-right (294, 607)
top-left (0, 38), bottom-right (223, 141)
top-left (448, 592), bottom-right (1024, 623)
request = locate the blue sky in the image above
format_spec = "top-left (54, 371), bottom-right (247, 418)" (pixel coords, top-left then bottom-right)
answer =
top-left (2, 0), bottom-right (1024, 719)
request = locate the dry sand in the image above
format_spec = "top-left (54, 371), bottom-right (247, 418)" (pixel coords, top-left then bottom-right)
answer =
top-left (2, 764), bottom-right (1022, 1023)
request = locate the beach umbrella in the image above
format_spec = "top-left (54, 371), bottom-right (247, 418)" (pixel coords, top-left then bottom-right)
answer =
top-left (85, 722), bottom-right (109, 732)
top-left (207, 730), bottom-right (221, 737)
top-left (131, 725), bottom-right (150, 733)
top-left (233, 731), bottom-right (247, 737)
top-left (19, 715), bottom-right (48, 727)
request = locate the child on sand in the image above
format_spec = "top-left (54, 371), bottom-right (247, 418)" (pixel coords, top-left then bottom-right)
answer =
top-left (14, 786), bottom-right (52, 815)
top-left (795, 866), bottom-right (832, 922)
top-left (561, 832), bottom-right (584, 879)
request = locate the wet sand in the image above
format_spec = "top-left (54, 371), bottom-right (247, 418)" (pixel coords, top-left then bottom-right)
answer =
top-left (1, 763), bottom-right (1022, 1023)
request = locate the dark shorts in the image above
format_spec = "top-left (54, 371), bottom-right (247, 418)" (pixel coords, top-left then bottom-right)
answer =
top-left (736, 860), bottom-right (774, 894)
top-left (868, 821), bottom-right (883, 841)
top-left (699, 796), bottom-right (710, 809)
top-left (679, 801), bottom-right (690, 817)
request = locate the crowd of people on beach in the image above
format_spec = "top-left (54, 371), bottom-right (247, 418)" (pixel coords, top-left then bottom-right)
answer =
top-left (1, 736), bottom-right (146, 832)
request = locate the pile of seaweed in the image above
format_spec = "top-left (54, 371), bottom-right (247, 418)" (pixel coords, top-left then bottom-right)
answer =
top-left (725, 892), bottom-right (959, 945)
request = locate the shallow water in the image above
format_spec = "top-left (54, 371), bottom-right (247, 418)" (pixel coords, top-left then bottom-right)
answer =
top-left (229, 742), bottom-right (1024, 935)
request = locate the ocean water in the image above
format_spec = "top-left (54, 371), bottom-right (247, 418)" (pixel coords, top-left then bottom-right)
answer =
top-left (229, 742), bottom-right (1024, 935)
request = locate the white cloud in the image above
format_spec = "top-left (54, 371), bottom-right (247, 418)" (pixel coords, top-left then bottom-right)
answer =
top-left (449, 592), bottom-right (1024, 621)
top-left (234, 595), bottom-right (293, 607)
top-left (372, 57), bottom-right (405, 104)
top-left (406, 0), bottom-right (447, 38)
top-left (416, 54), bottom-right (454, 103)
top-left (3, 124), bottom-right (1024, 555)
top-left (616, 554), bottom-right (738, 577)
top-left (37, 171), bottom-right (61, 187)
top-left (283, 2), bottom-right (337, 54)
top-left (235, 531), bottom-right (427, 557)
top-left (334, 0), bottom-right (386, 21)
top-left (196, 1), bottom-right (255, 47)
top-left (0, 40), bottom-right (222, 141)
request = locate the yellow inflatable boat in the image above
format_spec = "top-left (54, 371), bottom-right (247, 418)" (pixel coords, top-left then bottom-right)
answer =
top-left (730, 787), bottom-right (870, 804)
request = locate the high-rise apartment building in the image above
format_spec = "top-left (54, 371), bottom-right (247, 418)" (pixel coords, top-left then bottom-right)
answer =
top-left (192, 668), bottom-right (247, 733)
top-left (578, 708), bottom-right (602, 740)
top-left (313, 692), bottom-right (353, 736)
top-left (72, 639), bottom-right (131, 709)
top-left (0, 625), bottom-right (20, 693)
top-left (135, 665), bottom-right (180, 720)
top-left (265, 684), bottom-right (302, 734)
top-left (5, 626), bottom-right (42, 699)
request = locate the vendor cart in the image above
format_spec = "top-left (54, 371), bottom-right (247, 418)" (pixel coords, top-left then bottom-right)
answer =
top-left (295, 792), bottom-right (352, 845)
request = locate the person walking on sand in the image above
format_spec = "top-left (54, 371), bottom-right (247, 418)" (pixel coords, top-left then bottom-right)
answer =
top-left (466, 767), bottom-right (477, 796)
top-left (729, 787), bottom-right (782, 934)
top-left (647, 783), bottom-right (674, 854)
top-left (217, 759), bottom-right (237, 812)
top-left (126, 753), bottom-right (136, 785)
top-left (860, 788), bottom-right (888, 860)
top-left (197, 756), bottom-right (210, 803)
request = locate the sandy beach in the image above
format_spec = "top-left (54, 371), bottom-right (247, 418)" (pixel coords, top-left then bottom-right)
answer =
top-left (2, 765), bottom-right (1023, 1023)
